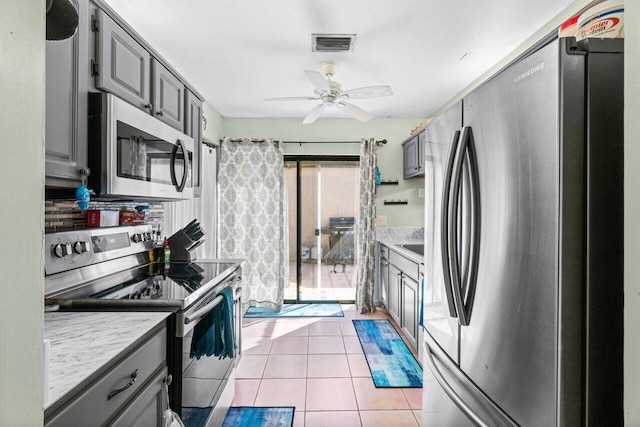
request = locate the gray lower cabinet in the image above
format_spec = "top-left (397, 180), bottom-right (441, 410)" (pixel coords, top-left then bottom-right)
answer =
top-left (110, 367), bottom-right (167, 427)
top-left (380, 257), bottom-right (389, 307)
top-left (378, 243), bottom-right (422, 352)
top-left (152, 59), bottom-right (185, 131)
top-left (388, 264), bottom-right (402, 325)
top-left (185, 89), bottom-right (203, 197)
top-left (95, 8), bottom-right (152, 112)
top-left (45, 0), bottom-right (89, 187)
top-left (401, 274), bottom-right (419, 349)
top-left (45, 325), bottom-right (167, 427)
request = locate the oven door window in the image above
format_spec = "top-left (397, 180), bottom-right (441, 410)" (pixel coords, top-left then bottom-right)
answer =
top-left (181, 324), bottom-right (234, 424)
top-left (117, 121), bottom-right (192, 189)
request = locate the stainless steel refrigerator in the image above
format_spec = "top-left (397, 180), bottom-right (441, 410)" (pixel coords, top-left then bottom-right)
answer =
top-left (421, 37), bottom-right (623, 426)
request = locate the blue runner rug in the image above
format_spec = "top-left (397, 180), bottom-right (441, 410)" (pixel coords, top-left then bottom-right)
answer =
top-left (182, 407), bottom-right (212, 427)
top-left (244, 303), bottom-right (344, 318)
top-left (222, 406), bottom-right (295, 427)
top-left (352, 319), bottom-right (423, 388)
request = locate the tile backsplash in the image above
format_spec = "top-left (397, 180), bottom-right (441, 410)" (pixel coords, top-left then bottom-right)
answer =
top-left (45, 200), bottom-right (164, 234)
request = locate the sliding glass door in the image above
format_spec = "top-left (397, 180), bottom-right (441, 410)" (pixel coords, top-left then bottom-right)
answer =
top-left (284, 157), bottom-right (360, 302)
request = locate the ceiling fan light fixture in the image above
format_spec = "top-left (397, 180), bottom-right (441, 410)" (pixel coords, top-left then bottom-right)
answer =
top-left (312, 34), bottom-right (357, 52)
top-left (264, 62), bottom-right (391, 125)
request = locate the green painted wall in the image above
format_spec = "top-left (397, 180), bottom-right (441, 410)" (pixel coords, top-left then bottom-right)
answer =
top-left (202, 102), bottom-right (224, 145)
top-left (223, 117), bottom-right (425, 227)
top-left (0, 2), bottom-right (45, 425)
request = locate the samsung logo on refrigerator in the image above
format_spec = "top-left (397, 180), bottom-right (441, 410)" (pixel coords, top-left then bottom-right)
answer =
top-left (513, 62), bottom-right (545, 83)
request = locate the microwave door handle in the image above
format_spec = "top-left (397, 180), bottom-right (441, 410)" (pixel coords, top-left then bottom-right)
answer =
top-left (170, 140), bottom-right (187, 192)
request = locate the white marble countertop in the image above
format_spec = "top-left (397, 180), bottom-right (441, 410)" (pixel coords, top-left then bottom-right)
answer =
top-left (44, 311), bottom-right (170, 411)
top-left (378, 238), bottom-right (425, 264)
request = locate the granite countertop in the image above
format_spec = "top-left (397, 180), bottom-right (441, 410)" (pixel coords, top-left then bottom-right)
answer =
top-left (44, 311), bottom-right (170, 411)
top-left (378, 238), bottom-right (425, 264)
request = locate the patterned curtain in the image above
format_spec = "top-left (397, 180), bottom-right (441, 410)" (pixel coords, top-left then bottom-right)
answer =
top-left (356, 138), bottom-right (377, 313)
top-left (218, 138), bottom-right (288, 311)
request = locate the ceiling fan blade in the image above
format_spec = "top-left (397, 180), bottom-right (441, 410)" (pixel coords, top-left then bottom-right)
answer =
top-left (341, 85), bottom-right (393, 100)
top-left (302, 103), bottom-right (328, 125)
top-left (336, 101), bottom-right (373, 122)
top-left (304, 70), bottom-right (331, 94)
top-left (264, 96), bottom-right (319, 101)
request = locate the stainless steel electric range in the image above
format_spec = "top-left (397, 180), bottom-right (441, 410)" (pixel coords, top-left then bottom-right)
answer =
top-left (44, 225), bottom-right (243, 426)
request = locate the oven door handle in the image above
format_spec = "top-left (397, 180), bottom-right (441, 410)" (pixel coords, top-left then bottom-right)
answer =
top-left (184, 294), bottom-right (224, 325)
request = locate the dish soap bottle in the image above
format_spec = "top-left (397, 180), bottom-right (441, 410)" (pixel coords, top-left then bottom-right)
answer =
top-left (163, 237), bottom-right (171, 273)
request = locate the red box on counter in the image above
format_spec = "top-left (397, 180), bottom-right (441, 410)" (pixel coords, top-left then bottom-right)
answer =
top-left (119, 210), bottom-right (146, 225)
top-left (86, 210), bottom-right (120, 227)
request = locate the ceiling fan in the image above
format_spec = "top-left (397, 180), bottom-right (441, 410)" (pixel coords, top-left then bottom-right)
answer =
top-left (264, 62), bottom-right (393, 124)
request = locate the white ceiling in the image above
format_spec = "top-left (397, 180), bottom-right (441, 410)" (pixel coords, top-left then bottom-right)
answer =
top-left (104, 0), bottom-right (576, 120)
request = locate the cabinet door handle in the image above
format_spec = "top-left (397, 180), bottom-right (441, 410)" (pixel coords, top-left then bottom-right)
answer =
top-left (156, 110), bottom-right (164, 117)
top-left (143, 103), bottom-right (153, 111)
top-left (107, 369), bottom-right (138, 400)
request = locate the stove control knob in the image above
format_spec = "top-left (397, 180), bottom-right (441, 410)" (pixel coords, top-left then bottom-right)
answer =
top-left (73, 241), bottom-right (89, 254)
top-left (145, 232), bottom-right (152, 241)
top-left (132, 233), bottom-right (142, 243)
top-left (53, 243), bottom-right (72, 258)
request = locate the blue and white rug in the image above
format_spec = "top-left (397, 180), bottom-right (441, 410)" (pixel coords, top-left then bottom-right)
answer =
top-left (353, 319), bottom-right (423, 388)
top-left (222, 406), bottom-right (295, 427)
top-left (244, 303), bottom-right (344, 318)
top-left (182, 407), bottom-right (213, 427)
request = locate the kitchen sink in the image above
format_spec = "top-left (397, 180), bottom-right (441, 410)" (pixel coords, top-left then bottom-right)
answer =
top-left (397, 244), bottom-right (424, 256)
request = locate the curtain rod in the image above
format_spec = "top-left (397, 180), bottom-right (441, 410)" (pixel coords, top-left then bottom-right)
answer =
top-left (220, 138), bottom-right (387, 146)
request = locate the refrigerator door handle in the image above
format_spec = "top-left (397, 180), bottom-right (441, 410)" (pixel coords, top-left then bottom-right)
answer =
top-left (448, 129), bottom-right (467, 325)
top-left (448, 127), bottom-right (480, 326)
top-left (462, 126), bottom-right (481, 325)
top-left (440, 130), bottom-right (461, 318)
top-left (424, 335), bottom-right (490, 427)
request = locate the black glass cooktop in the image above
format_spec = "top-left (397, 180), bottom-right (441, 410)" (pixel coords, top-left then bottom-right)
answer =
top-left (52, 261), bottom-right (237, 305)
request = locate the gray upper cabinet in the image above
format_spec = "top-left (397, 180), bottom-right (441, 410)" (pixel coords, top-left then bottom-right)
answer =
top-left (45, 0), bottom-right (89, 187)
top-left (185, 90), bottom-right (203, 197)
top-left (402, 130), bottom-right (425, 179)
top-left (95, 9), bottom-right (151, 112)
top-left (152, 59), bottom-right (185, 131)
top-left (417, 131), bottom-right (426, 174)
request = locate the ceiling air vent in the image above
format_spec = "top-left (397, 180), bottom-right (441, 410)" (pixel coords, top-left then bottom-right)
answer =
top-left (312, 34), bottom-right (356, 52)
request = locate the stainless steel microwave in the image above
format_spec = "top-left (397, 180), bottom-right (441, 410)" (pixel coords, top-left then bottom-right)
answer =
top-left (88, 93), bottom-right (194, 200)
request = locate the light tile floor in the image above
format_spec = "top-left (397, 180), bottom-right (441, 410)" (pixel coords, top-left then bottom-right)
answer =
top-left (285, 262), bottom-right (357, 301)
top-left (234, 304), bottom-right (423, 426)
